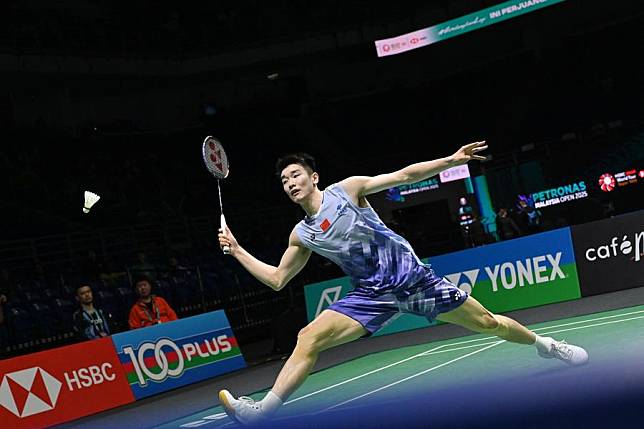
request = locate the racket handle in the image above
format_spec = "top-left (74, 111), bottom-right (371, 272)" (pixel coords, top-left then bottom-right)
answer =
top-left (220, 214), bottom-right (230, 255)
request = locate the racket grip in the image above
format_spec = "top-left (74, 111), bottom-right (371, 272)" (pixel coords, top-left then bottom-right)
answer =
top-left (220, 214), bottom-right (230, 255)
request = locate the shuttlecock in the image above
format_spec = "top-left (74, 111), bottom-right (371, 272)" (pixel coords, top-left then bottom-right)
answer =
top-left (83, 191), bottom-right (101, 213)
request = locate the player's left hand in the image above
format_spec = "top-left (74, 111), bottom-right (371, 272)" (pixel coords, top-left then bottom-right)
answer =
top-left (452, 140), bottom-right (488, 164)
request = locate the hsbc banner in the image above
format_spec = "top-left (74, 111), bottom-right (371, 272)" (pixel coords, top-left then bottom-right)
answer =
top-left (571, 210), bottom-right (644, 296)
top-left (0, 338), bottom-right (134, 429)
top-left (111, 310), bottom-right (246, 400)
top-left (428, 228), bottom-right (581, 313)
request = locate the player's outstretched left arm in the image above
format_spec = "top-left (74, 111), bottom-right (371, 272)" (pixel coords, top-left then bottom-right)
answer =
top-left (340, 140), bottom-right (487, 198)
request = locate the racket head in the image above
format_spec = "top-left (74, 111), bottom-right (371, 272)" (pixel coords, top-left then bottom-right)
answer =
top-left (202, 136), bottom-right (230, 179)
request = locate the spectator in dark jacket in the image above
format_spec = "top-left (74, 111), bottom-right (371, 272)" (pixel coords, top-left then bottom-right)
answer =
top-left (72, 284), bottom-right (111, 340)
top-left (496, 208), bottom-right (522, 241)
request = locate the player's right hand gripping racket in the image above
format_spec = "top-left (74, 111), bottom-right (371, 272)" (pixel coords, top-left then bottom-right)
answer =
top-left (202, 136), bottom-right (231, 254)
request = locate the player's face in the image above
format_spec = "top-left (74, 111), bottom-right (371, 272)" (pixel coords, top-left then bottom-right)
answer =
top-left (280, 164), bottom-right (318, 203)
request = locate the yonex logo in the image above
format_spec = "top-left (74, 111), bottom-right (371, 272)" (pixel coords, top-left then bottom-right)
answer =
top-left (0, 367), bottom-right (62, 418)
top-left (444, 270), bottom-right (480, 294)
top-left (315, 286), bottom-right (344, 317)
top-left (444, 252), bottom-right (566, 294)
top-left (486, 253), bottom-right (564, 291)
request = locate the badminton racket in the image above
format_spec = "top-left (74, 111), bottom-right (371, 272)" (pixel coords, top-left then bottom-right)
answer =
top-left (202, 136), bottom-right (231, 255)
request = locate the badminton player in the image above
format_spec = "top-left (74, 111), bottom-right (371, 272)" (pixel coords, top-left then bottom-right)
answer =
top-left (217, 141), bottom-right (588, 424)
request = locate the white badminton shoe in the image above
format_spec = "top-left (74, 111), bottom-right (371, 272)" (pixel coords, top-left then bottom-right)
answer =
top-left (537, 337), bottom-right (589, 366)
top-left (219, 390), bottom-right (266, 426)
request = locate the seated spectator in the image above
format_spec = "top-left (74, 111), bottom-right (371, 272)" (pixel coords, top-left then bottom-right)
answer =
top-left (517, 199), bottom-right (543, 234)
top-left (128, 275), bottom-right (178, 329)
top-left (496, 208), bottom-right (522, 241)
top-left (72, 284), bottom-right (111, 340)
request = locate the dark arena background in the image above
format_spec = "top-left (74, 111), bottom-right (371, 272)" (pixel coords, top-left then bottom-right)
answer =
top-left (0, 1), bottom-right (643, 428)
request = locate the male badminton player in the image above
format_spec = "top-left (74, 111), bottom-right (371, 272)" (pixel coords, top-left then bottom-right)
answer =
top-left (217, 141), bottom-right (588, 424)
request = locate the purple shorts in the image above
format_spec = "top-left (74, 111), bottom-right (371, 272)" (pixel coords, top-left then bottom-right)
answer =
top-left (327, 274), bottom-right (468, 335)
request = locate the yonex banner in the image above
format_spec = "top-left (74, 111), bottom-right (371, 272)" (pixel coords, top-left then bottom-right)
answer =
top-left (0, 338), bottom-right (134, 429)
top-left (428, 228), bottom-right (581, 313)
top-left (304, 278), bottom-right (436, 336)
top-left (111, 310), bottom-right (246, 400)
top-left (571, 210), bottom-right (644, 297)
top-left (375, 0), bottom-right (567, 57)
top-left (305, 227), bottom-right (580, 336)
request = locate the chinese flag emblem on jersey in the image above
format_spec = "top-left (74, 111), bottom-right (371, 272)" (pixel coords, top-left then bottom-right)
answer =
top-left (320, 219), bottom-right (331, 232)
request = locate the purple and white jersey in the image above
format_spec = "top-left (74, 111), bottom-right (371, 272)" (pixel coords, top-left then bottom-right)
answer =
top-left (294, 183), bottom-right (435, 297)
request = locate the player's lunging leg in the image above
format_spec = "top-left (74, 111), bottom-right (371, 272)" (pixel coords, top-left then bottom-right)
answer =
top-left (219, 310), bottom-right (367, 425)
top-left (437, 296), bottom-right (588, 365)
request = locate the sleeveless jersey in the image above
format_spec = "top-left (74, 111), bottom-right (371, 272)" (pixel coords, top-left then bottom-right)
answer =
top-left (294, 183), bottom-right (434, 296)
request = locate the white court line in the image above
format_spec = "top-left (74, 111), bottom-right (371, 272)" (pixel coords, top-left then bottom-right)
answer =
top-left (322, 315), bottom-right (644, 412)
top-left (286, 308), bottom-right (644, 405)
top-left (284, 344), bottom-right (446, 405)
top-left (177, 310), bottom-right (644, 428)
top-left (323, 341), bottom-right (505, 411)
top-left (543, 315), bottom-right (644, 336)
top-left (439, 308), bottom-right (644, 349)
top-left (532, 308), bottom-right (644, 332)
top-left (424, 315), bottom-right (644, 357)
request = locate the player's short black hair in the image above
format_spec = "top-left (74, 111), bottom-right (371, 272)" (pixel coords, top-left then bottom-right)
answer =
top-left (275, 153), bottom-right (317, 177)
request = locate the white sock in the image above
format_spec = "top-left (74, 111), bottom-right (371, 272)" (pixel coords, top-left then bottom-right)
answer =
top-left (533, 335), bottom-right (552, 353)
top-left (259, 391), bottom-right (283, 415)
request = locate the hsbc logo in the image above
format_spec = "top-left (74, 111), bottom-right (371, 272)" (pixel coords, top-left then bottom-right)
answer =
top-left (0, 367), bottom-right (62, 418)
top-left (0, 363), bottom-right (117, 419)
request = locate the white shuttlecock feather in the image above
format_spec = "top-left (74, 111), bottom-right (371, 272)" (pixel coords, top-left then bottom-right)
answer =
top-left (83, 191), bottom-right (101, 213)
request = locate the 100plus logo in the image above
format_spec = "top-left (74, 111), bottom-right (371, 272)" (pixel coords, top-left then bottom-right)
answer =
top-left (122, 335), bottom-right (234, 386)
top-left (445, 252), bottom-right (566, 293)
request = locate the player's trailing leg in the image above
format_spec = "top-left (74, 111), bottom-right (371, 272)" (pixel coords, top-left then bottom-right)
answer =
top-left (437, 295), bottom-right (588, 366)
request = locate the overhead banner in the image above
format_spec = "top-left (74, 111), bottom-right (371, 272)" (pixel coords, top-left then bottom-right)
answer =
top-left (375, 0), bottom-right (567, 57)
top-left (0, 338), bottom-right (134, 429)
top-left (439, 165), bottom-right (471, 184)
top-left (111, 310), bottom-right (246, 400)
top-left (428, 228), bottom-right (581, 313)
top-left (531, 181), bottom-right (588, 209)
top-left (571, 210), bottom-right (644, 296)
